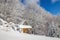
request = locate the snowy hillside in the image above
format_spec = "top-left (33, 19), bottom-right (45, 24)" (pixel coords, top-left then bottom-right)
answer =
top-left (0, 0), bottom-right (60, 38)
top-left (0, 30), bottom-right (60, 40)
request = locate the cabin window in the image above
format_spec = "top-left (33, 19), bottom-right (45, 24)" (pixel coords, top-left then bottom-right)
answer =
top-left (23, 21), bottom-right (28, 25)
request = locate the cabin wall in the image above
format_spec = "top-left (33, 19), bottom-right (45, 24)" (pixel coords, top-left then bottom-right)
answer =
top-left (19, 28), bottom-right (32, 34)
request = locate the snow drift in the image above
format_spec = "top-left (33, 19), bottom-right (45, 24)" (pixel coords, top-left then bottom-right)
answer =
top-left (0, 30), bottom-right (60, 40)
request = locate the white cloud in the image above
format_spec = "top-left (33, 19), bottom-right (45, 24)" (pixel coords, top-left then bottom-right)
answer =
top-left (51, 0), bottom-right (59, 3)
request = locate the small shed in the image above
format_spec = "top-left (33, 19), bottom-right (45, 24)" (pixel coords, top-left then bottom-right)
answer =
top-left (19, 25), bottom-right (32, 34)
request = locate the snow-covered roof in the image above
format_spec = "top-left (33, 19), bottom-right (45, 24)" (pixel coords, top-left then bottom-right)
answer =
top-left (19, 25), bottom-right (32, 28)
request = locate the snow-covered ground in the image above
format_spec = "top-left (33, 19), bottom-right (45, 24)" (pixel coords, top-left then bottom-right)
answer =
top-left (0, 30), bottom-right (60, 40)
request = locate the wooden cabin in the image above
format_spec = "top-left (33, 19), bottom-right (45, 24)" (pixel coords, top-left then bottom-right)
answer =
top-left (19, 25), bottom-right (32, 33)
top-left (18, 20), bottom-right (32, 33)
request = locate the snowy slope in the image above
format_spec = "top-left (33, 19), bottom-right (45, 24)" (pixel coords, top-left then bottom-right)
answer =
top-left (0, 30), bottom-right (60, 40)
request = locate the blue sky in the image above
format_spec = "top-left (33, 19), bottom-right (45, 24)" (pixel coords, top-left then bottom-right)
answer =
top-left (40, 0), bottom-right (60, 15)
top-left (20, 0), bottom-right (60, 15)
